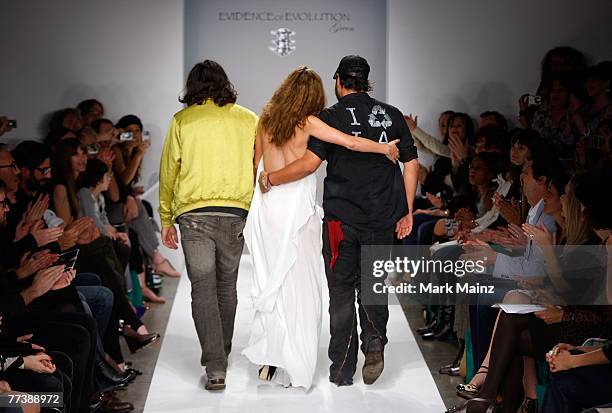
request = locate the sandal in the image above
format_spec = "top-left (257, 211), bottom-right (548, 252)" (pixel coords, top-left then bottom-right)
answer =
top-left (456, 366), bottom-right (488, 400)
top-left (445, 398), bottom-right (496, 413)
top-left (258, 365), bottom-right (277, 381)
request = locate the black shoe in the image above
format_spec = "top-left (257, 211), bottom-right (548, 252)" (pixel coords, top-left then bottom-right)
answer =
top-left (95, 360), bottom-right (136, 389)
top-left (417, 318), bottom-right (439, 335)
top-left (329, 375), bottom-right (353, 386)
top-left (362, 337), bottom-right (384, 385)
top-left (439, 339), bottom-right (465, 375)
top-left (96, 360), bottom-right (136, 384)
top-left (421, 322), bottom-right (454, 340)
top-left (517, 397), bottom-right (538, 413)
top-left (422, 305), bottom-right (455, 341)
top-left (439, 364), bottom-right (461, 375)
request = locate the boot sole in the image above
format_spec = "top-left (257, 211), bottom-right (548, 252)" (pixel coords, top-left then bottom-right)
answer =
top-left (205, 383), bottom-right (226, 391)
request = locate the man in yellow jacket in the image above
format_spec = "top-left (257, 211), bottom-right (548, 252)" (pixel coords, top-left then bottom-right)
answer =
top-left (159, 60), bottom-right (258, 391)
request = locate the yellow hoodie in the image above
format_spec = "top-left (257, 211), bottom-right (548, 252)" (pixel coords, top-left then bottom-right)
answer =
top-left (159, 100), bottom-right (258, 227)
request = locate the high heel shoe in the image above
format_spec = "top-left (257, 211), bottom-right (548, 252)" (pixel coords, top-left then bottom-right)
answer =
top-left (445, 398), bottom-right (496, 413)
top-left (258, 365), bottom-right (277, 381)
top-left (456, 366), bottom-right (488, 400)
top-left (122, 325), bottom-right (160, 354)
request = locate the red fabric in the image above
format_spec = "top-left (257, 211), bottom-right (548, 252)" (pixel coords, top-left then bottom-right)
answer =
top-left (327, 220), bottom-right (344, 271)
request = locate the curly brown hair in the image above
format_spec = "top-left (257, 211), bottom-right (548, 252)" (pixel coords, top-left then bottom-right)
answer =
top-left (258, 66), bottom-right (326, 146)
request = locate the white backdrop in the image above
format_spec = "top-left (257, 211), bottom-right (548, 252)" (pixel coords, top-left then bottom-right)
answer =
top-left (0, 0), bottom-right (184, 190)
top-left (387, 0), bottom-right (612, 165)
top-left (184, 0), bottom-right (388, 114)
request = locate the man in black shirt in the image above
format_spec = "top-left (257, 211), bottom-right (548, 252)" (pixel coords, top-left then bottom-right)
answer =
top-left (261, 55), bottom-right (418, 386)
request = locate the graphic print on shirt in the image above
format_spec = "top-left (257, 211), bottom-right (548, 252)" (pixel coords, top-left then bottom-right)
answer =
top-left (346, 107), bottom-right (362, 137)
top-left (368, 105), bottom-right (393, 143)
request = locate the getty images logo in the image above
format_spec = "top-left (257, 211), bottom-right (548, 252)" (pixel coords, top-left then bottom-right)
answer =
top-left (269, 28), bottom-right (296, 57)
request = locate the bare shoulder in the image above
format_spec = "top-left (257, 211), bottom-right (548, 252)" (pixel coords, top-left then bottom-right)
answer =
top-left (54, 184), bottom-right (67, 196)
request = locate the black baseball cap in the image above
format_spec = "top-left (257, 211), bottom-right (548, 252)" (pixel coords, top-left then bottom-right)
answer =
top-left (333, 55), bottom-right (370, 80)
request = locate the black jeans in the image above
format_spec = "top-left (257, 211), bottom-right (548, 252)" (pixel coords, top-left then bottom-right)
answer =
top-left (26, 311), bottom-right (96, 413)
top-left (322, 220), bottom-right (392, 382)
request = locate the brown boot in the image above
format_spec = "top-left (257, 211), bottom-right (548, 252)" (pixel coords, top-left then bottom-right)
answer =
top-left (362, 337), bottom-right (384, 385)
top-left (99, 391), bottom-right (134, 412)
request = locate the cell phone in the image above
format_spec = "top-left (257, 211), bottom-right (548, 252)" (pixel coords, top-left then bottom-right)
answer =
top-left (7, 119), bottom-right (17, 128)
top-left (119, 132), bottom-right (134, 141)
top-left (142, 131), bottom-right (151, 141)
top-left (527, 95), bottom-right (542, 106)
top-left (56, 249), bottom-right (79, 271)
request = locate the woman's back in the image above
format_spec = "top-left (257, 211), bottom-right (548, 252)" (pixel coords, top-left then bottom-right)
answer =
top-left (262, 124), bottom-right (310, 173)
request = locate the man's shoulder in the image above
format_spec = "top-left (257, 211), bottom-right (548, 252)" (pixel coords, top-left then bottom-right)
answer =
top-left (174, 102), bottom-right (258, 126)
top-left (370, 97), bottom-right (403, 118)
top-left (227, 103), bottom-right (259, 123)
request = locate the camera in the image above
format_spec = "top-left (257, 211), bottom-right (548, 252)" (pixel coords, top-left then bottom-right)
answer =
top-left (527, 95), bottom-right (542, 106)
top-left (7, 119), bottom-right (17, 128)
top-left (119, 131), bottom-right (134, 141)
top-left (87, 143), bottom-right (100, 155)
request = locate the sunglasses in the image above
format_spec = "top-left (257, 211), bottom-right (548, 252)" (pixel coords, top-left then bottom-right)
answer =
top-left (35, 166), bottom-right (52, 175)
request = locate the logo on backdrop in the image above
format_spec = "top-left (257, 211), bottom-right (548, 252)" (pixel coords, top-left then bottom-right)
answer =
top-left (269, 28), bottom-right (296, 57)
top-left (218, 11), bottom-right (355, 34)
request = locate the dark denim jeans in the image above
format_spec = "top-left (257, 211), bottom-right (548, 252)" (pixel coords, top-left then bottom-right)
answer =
top-left (322, 220), bottom-right (393, 382)
top-left (178, 213), bottom-right (246, 380)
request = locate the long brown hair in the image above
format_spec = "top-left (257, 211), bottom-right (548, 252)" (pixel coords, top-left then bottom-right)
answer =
top-left (53, 138), bottom-right (86, 218)
top-left (258, 66), bottom-right (326, 146)
top-left (561, 177), bottom-right (592, 246)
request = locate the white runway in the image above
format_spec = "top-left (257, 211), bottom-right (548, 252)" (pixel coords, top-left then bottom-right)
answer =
top-left (144, 256), bottom-right (445, 413)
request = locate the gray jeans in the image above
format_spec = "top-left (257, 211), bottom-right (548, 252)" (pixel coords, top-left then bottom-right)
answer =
top-left (178, 213), bottom-right (246, 379)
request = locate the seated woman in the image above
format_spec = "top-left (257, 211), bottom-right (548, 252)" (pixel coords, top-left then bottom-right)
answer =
top-left (455, 171), bottom-right (569, 408)
top-left (447, 174), bottom-right (611, 413)
top-left (404, 112), bottom-right (475, 246)
top-left (113, 115), bottom-right (179, 278)
top-left (77, 159), bottom-right (162, 305)
top-left (540, 173), bottom-right (612, 413)
top-left (52, 139), bottom-right (160, 368)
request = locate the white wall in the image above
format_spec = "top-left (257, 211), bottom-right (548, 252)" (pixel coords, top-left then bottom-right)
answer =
top-left (0, 0), bottom-right (184, 190)
top-left (2, 0), bottom-right (611, 186)
top-left (387, 0), bottom-right (612, 165)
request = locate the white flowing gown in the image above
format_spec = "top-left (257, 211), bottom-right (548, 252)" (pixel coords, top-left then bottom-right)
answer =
top-left (242, 160), bottom-right (324, 390)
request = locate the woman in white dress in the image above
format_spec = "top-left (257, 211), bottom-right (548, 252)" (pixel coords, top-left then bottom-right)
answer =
top-left (242, 66), bottom-right (399, 390)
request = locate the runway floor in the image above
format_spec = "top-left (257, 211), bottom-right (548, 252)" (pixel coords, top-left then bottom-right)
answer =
top-left (143, 256), bottom-right (446, 413)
